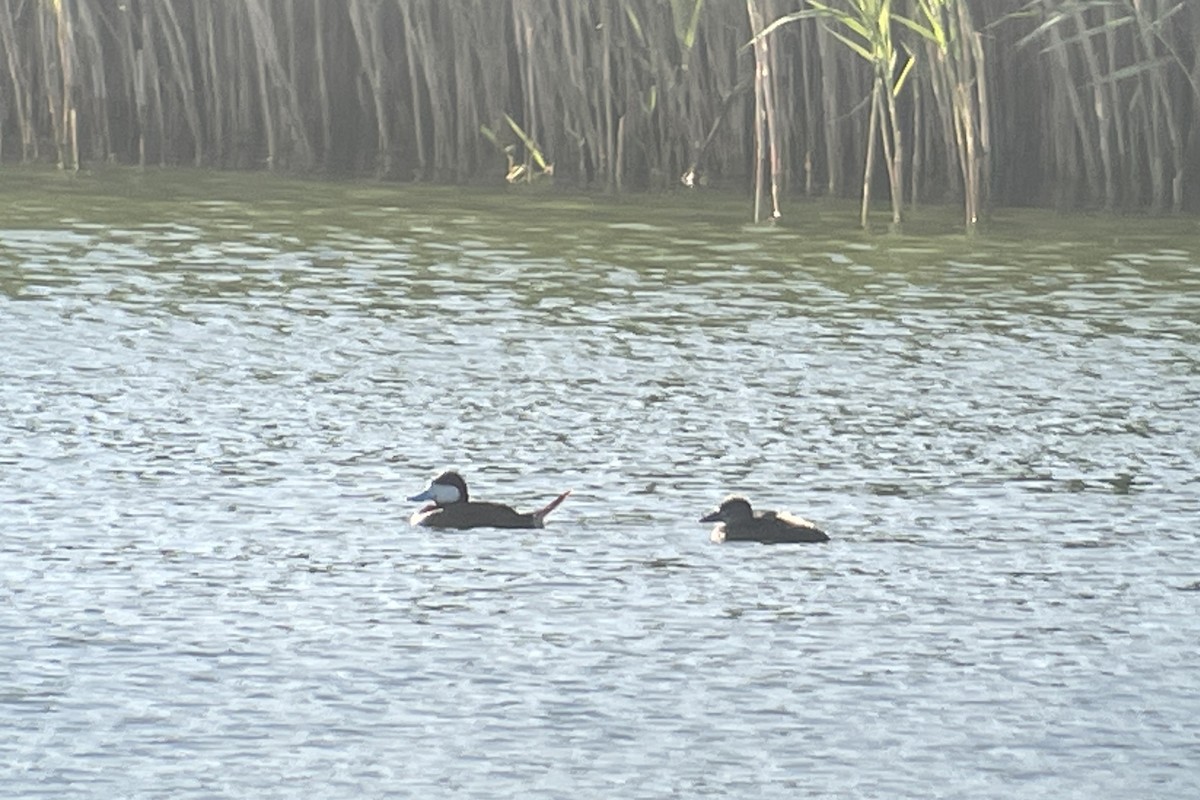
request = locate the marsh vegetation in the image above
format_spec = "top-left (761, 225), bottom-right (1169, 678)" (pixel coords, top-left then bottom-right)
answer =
top-left (1, 1), bottom-right (1196, 227)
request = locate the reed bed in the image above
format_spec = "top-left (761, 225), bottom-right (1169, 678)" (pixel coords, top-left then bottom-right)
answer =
top-left (0, 0), bottom-right (1196, 224)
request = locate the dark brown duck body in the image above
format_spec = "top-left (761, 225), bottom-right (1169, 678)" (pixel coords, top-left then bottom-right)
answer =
top-left (700, 496), bottom-right (829, 544)
top-left (409, 471), bottom-right (571, 530)
top-left (412, 500), bottom-right (558, 530)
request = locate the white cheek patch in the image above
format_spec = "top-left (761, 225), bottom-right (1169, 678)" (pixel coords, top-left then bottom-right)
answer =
top-left (430, 482), bottom-right (462, 504)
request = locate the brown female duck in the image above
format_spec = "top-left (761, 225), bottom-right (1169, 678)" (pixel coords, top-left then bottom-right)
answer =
top-left (408, 471), bottom-right (571, 530)
top-left (700, 495), bottom-right (829, 544)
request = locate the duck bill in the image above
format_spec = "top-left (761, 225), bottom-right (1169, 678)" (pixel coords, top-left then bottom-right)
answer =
top-left (408, 488), bottom-right (435, 502)
top-left (699, 510), bottom-right (722, 523)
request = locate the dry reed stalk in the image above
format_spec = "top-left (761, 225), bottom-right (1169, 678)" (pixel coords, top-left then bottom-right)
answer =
top-left (37, 0), bottom-right (74, 170)
top-left (0, 2), bottom-right (35, 160)
top-left (397, 1), bottom-right (427, 178)
top-left (312, 4), bottom-right (332, 165)
top-left (815, 21), bottom-right (841, 196)
top-left (348, 0), bottom-right (392, 176)
top-left (747, 0), bottom-right (767, 220)
top-left (1069, 3), bottom-right (1117, 209)
top-left (153, 1), bottom-right (202, 166)
top-left (971, 13), bottom-right (991, 219)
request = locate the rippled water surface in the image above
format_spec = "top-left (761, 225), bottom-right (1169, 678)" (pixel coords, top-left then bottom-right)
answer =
top-left (2, 169), bottom-right (1199, 798)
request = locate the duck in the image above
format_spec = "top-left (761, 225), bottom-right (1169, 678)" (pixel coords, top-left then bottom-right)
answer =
top-left (408, 470), bottom-right (572, 530)
top-left (700, 495), bottom-right (829, 544)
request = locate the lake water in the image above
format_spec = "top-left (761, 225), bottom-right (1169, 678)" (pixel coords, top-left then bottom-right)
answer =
top-left (2, 168), bottom-right (1198, 798)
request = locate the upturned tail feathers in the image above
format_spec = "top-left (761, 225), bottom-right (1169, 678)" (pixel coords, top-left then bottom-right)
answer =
top-left (533, 490), bottom-right (572, 522)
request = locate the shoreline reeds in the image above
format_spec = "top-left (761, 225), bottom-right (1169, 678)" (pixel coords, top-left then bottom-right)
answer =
top-left (0, 1), bottom-right (1195, 223)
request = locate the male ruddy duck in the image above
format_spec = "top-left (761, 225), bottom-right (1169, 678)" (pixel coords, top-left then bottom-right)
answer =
top-left (700, 496), bottom-right (829, 544)
top-left (408, 471), bottom-right (571, 530)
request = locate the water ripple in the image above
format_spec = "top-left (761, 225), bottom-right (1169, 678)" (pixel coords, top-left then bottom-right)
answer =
top-left (1, 180), bottom-right (1199, 798)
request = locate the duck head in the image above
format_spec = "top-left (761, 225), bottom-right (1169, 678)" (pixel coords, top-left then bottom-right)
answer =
top-left (408, 471), bottom-right (469, 507)
top-left (699, 495), bottom-right (755, 524)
